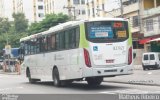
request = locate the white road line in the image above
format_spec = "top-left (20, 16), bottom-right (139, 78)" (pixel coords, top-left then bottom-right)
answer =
top-left (0, 86), bottom-right (24, 92)
top-left (147, 72), bottom-right (152, 75)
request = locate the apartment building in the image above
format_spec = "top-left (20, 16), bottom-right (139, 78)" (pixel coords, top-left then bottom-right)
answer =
top-left (44, 0), bottom-right (86, 20)
top-left (86, 0), bottom-right (106, 19)
top-left (0, 0), bottom-right (14, 21)
top-left (13, 0), bottom-right (45, 23)
top-left (139, 0), bottom-right (160, 52)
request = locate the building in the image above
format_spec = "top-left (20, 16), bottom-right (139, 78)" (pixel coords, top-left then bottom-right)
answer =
top-left (0, 0), bottom-right (14, 21)
top-left (139, 0), bottom-right (160, 52)
top-left (86, 0), bottom-right (106, 19)
top-left (44, 0), bottom-right (86, 20)
top-left (13, 0), bottom-right (45, 23)
top-left (0, 0), bottom-right (45, 23)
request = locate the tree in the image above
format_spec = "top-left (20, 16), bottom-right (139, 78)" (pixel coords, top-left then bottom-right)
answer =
top-left (0, 13), bottom-right (28, 51)
top-left (0, 18), bottom-right (11, 34)
top-left (28, 13), bottom-right (70, 35)
top-left (12, 13), bottom-right (28, 33)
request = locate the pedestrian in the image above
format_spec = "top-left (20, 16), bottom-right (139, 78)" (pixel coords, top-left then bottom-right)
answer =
top-left (15, 60), bottom-right (21, 75)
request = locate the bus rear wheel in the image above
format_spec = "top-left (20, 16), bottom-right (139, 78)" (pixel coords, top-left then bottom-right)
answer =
top-left (86, 77), bottom-right (103, 86)
top-left (53, 68), bottom-right (61, 87)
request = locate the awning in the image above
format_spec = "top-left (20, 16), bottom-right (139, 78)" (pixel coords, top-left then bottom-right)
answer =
top-left (139, 38), bottom-right (152, 44)
top-left (148, 38), bottom-right (160, 42)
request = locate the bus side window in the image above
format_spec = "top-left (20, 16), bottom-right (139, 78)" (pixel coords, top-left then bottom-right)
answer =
top-left (36, 38), bottom-right (40, 53)
top-left (69, 29), bottom-right (76, 48)
top-left (56, 34), bottom-right (59, 50)
top-left (59, 31), bottom-right (65, 50)
top-left (50, 34), bottom-right (56, 50)
top-left (65, 30), bottom-right (70, 49)
top-left (47, 35), bottom-right (51, 51)
top-left (39, 37), bottom-right (47, 52)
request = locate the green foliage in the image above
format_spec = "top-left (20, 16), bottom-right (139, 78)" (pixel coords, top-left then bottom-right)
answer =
top-left (28, 13), bottom-right (70, 35)
top-left (0, 18), bottom-right (11, 34)
top-left (0, 13), bottom-right (69, 52)
top-left (0, 13), bottom-right (28, 51)
top-left (12, 13), bottom-right (28, 33)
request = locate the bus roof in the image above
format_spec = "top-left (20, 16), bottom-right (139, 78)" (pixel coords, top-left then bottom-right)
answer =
top-left (20, 17), bottom-right (127, 42)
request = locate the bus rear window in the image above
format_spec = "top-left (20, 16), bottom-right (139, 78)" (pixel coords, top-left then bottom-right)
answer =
top-left (85, 21), bottom-right (129, 43)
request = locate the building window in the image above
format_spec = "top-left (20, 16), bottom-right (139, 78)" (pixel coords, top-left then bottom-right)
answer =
top-left (88, 9), bottom-right (90, 16)
top-left (146, 19), bottom-right (153, 31)
top-left (81, 0), bottom-right (85, 4)
top-left (38, 5), bottom-right (43, 10)
top-left (73, 0), bottom-right (80, 4)
top-left (75, 9), bottom-right (80, 15)
top-left (102, 4), bottom-right (105, 10)
top-left (38, 13), bottom-right (44, 18)
top-left (158, 16), bottom-right (160, 29)
top-left (92, 8), bottom-right (95, 17)
top-left (132, 16), bottom-right (139, 27)
top-left (82, 10), bottom-right (86, 15)
top-left (38, 0), bottom-right (43, 2)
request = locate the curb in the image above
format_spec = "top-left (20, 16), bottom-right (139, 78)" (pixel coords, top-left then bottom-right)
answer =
top-left (103, 80), bottom-right (160, 87)
top-left (0, 70), bottom-right (19, 75)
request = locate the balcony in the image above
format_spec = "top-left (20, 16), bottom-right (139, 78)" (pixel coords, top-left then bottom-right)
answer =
top-left (123, 2), bottom-right (139, 14)
top-left (143, 6), bottom-right (160, 18)
top-left (106, 2), bottom-right (139, 17)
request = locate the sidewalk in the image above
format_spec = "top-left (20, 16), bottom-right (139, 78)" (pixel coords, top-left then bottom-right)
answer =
top-left (104, 68), bottom-right (160, 86)
top-left (0, 70), bottom-right (20, 75)
top-left (133, 65), bottom-right (143, 70)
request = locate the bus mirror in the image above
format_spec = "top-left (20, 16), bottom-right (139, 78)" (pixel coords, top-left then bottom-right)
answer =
top-left (133, 52), bottom-right (136, 59)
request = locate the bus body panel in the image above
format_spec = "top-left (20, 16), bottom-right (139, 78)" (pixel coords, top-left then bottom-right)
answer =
top-left (90, 41), bottom-right (128, 66)
top-left (24, 48), bottom-right (83, 81)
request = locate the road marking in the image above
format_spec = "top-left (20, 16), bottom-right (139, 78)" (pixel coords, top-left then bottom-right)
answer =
top-left (147, 72), bottom-right (152, 75)
top-left (0, 86), bottom-right (24, 92)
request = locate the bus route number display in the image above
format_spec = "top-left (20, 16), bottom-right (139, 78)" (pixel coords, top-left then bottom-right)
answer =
top-left (89, 26), bottom-right (113, 38)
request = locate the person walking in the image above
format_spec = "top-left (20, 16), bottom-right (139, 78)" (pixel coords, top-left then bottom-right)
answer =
top-left (15, 60), bottom-right (21, 75)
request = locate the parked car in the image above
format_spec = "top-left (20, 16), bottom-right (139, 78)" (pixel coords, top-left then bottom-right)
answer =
top-left (142, 52), bottom-right (160, 70)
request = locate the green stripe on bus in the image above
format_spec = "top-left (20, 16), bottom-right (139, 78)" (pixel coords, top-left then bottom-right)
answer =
top-left (79, 24), bottom-right (89, 48)
top-left (128, 23), bottom-right (132, 46)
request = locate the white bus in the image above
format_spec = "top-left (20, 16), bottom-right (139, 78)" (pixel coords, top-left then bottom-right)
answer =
top-left (20, 18), bottom-right (133, 86)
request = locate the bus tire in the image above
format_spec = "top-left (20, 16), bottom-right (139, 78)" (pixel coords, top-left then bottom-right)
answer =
top-left (26, 68), bottom-right (36, 83)
top-left (86, 77), bottom-right (103, 86)
top-left (53, 68), bottom-right (61, 87)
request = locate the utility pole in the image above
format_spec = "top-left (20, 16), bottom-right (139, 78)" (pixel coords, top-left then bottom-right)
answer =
top-left (120, 0), bottom-right (123, 18)
top-left (63, 6), bottom-right (76, 20)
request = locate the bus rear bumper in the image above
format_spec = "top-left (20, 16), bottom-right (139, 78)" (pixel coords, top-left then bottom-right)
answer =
top-left (91, 65), bottom-right (133, 77)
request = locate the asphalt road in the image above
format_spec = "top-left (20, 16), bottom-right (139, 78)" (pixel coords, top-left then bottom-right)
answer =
top-left (0, 71), bottom-right (160, 94)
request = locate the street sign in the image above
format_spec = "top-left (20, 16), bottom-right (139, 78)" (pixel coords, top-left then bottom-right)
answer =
top-left (5, 45), bottom-right (11, 55)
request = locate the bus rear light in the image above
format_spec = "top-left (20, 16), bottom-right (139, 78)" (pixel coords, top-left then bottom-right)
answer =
top-left (83, 48), bottom-right (92, 67)
top-left (128, 47), bottom-right (132, 65)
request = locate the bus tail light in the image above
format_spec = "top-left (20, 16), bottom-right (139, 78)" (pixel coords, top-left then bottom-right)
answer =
top-left (83, 48), bottom-right (92, 67)
top-left (128, 47), bottom-right (132, 65)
